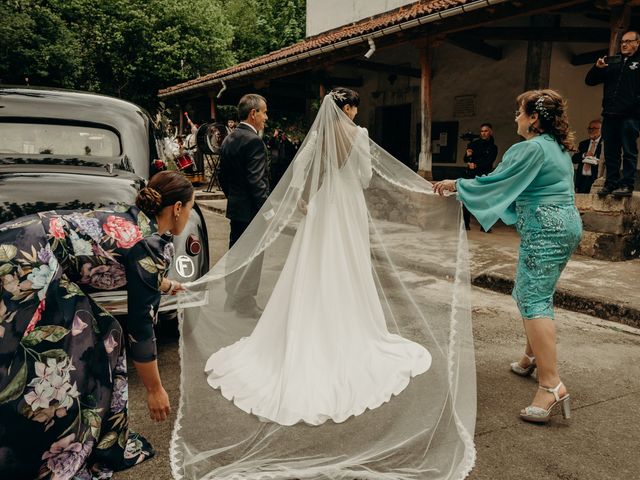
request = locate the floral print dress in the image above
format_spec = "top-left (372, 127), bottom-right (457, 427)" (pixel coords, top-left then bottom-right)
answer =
top-left (0, 205), bottom-right (173, 479)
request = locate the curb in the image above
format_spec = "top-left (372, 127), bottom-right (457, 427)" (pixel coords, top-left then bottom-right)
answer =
top-left (472, 272), bottom-right (640, 329)
top-left (197, 201), bottom-right (227, 216)
top-left (380, 252), bottom-right (640, 329)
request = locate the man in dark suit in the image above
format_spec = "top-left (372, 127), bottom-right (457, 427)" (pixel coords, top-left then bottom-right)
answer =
top-left (572, 120), bottom-right (602, 194)
top-left (218, 93), bottom-right (269, 317)
top-left (463, 123), bottom-right (498, 232)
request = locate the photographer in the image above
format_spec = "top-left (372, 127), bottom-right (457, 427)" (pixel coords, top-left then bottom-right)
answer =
top-left (585, 30), bottom-right (640, 198)
top-left (463, 123), bottom-right (498, 231)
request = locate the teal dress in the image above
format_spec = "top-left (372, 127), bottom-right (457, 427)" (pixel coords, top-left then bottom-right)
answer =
top-left (457, 134), bottom-right (583, 319)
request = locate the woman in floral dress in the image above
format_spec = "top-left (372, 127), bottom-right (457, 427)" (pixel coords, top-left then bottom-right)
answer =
top-left (0, 171), bottom-right (195, 479)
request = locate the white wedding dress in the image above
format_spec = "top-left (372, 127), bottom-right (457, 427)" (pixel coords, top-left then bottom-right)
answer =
top-left (204, 126), bottom-right (431, 426)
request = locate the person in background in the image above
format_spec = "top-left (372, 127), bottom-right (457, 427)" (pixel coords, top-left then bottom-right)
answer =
top-left (585, 30), bottom-right (640, 198)
top-left (572, 119), bottom-right (603, 194)
top-left (463, 123), bottom-right (498, 231)
top-left (227, 118), bottom-right (237, 133)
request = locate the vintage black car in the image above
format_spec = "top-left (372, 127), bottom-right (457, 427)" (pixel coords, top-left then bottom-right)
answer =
top-left (0, 87), bottom-right (209, 315)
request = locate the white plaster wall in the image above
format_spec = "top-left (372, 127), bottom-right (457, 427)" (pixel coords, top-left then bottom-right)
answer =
top-left (336, 39), bottom-right (618, 171)
top-left (342, 41), bottom-right (527, 168)
top-left (306, 0), bottom-right (417, 37)
top-left (549, 42), bottom-right (606, 137)
top-left (429, 41), bottom-right (526, 166)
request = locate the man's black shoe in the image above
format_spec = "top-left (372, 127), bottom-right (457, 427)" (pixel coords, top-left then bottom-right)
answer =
top-left (612, 185), bottom-right (633, 198)
top-left (597, 185), bottom-right (614, 197)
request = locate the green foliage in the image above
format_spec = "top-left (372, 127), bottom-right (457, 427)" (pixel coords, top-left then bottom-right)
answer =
top-left (0, 1), bottom-right (83, 88)
top-left (0, 0), bottom-right (305, 110)
top-left (223, 0), bottom-right (306, 62)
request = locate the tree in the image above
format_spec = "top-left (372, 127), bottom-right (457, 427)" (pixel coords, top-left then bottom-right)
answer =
top-left (0, 1), bottom-right (83, 87)
top-left (0, 0), bottom-right (305, 109)
top-left (0, 0), bottom-right (235, 110)
top-left (223, 0), bottom-right (306, 63)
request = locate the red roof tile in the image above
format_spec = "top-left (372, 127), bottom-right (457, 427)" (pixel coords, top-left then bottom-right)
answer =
top-left (158, 0), bottom-right (473, 97)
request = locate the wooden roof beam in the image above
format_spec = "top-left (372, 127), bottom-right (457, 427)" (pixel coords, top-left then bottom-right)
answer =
top-left (447, 34), bottom-right (503, 60)
top-left (469, 26), bottom-right (610, 42)
top-left (348, 59), bottom-right (421, 78)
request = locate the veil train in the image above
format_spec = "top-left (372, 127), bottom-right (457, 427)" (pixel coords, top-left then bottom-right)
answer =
top-left (171, 94), bottom-right (476, 480)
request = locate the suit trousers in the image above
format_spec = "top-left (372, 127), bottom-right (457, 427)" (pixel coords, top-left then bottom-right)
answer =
top-left (602, 115), bottom-right (640, 188)
top-left (225, 220), bottom-right (263, 310)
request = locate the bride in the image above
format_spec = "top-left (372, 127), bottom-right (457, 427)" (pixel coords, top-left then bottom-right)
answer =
top-left (205, 88), bottom-right (431, 426)
top-left (171, 88), bottom-right (475, 480)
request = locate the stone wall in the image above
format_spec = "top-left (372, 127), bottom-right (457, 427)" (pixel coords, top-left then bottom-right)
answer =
top-left (575, 192), bottom-right (640, 261)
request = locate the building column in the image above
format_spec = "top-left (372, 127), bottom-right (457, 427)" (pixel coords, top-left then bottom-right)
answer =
top-left (418, 44), bottom-right (433, 180)
top-left (524, 15), bottom-right (558, 91)
top-left (608, 2), bottom-right (631, 55)
top-left (208, 92), bottom-right (218, 122)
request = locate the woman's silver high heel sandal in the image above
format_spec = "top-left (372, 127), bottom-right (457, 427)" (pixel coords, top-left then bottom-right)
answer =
top-left (520, 382), bottom-right (571, 424)
top-left (510, 353), bottom-right (536, 377)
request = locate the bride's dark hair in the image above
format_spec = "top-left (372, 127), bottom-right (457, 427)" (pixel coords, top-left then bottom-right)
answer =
top-left (329, 87), bottom-right (360, 109)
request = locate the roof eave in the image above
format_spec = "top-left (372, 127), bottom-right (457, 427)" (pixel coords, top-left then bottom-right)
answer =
top-left (158, 0), bottom-right (512, 99)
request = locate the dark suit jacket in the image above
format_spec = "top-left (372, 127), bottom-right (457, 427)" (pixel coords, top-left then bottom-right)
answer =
top-left (572, 137), bottom-right (601, 193)
top-left (463, 137), bottom-right (498, 178)
top-left (218, 123), bottom-right (269, 222)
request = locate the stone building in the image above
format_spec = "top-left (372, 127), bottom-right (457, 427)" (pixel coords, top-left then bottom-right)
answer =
top-left (160, 0), bottom-right (640, 259)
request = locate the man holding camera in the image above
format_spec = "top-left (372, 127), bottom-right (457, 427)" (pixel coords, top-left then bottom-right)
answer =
top-left (585, 30), bottom-right (640, 198)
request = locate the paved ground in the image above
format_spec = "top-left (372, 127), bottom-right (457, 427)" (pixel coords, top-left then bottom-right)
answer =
top-left (115, 207), bottom-right (640, 480)
top-left (195, 190), bottom-right (640, 328)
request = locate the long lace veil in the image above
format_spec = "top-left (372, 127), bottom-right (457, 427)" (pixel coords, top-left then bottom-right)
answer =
top-left (171, 95), bottom-right (476, 480)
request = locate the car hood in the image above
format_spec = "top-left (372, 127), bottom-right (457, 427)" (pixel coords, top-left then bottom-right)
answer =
top-left (0, 166), bottom-right (144, 223)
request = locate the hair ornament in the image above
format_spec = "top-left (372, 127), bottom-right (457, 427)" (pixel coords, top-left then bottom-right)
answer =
top-left (329, 90), bottom-right (347, 102)
top-left (535, 96), bottom-right (553, 121)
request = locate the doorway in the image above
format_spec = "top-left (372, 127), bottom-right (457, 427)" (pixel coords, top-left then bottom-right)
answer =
top-left (375, 104), bottom-right (413, 169)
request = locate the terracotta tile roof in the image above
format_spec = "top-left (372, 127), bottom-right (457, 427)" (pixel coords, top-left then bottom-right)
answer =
top-left (158, 0), bottom-right (474, 97)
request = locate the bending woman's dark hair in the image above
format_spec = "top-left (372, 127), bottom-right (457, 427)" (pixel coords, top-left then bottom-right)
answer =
top-left (136, 171), bottom-right (194, 216)
top-left (517, 89), bottom-right (575, 152)
top-left (329, 87), bottom-right (360, 109)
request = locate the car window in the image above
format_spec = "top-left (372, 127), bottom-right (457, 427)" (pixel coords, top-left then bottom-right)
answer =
top-left (0, 122), bottom-right (121, 157)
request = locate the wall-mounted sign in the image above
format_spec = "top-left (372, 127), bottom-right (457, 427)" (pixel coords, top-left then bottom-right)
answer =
top-left (454, 95), bottom-right (476, 118)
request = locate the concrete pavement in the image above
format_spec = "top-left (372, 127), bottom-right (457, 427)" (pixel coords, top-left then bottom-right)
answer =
top-left (114, 203), bottom-right (640, 480)
top-left (195, 189), bottom-right (640, 329)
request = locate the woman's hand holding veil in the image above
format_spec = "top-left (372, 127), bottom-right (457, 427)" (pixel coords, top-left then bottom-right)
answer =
top-left (432, 179), bottom-right (457, 196)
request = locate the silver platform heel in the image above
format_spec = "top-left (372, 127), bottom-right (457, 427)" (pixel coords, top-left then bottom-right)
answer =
top-left (520, 382), bottom-right (571, 424)
top-left (510, 353), bottom-right (536, 377)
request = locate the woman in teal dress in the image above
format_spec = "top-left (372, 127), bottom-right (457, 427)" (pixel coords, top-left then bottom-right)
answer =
top-left (434, 89), bottom-right (582, 424)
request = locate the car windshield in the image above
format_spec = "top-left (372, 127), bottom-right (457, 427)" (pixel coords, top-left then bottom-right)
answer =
top-left (0, 122), bottom-right (121, 157)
